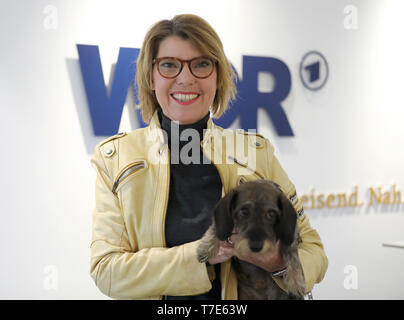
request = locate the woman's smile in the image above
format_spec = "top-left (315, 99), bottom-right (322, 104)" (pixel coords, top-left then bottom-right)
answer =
top-left (171, 91), bottom-right (200, 105)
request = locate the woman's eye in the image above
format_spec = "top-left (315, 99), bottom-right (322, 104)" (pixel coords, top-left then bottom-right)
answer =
top-left (160, 62), bottom-right (177, 68)
top-left (193, 59), bottom-right (212, 68)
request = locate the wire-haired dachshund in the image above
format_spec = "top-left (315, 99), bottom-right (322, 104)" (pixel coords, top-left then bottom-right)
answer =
top-left (197, 180), bottom-right (306, 299)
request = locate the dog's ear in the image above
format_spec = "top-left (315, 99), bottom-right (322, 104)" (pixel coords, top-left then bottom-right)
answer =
top-left (275, 192), bottom-right (297, 246)
top-left (214, 189), bottom-right (238, 241)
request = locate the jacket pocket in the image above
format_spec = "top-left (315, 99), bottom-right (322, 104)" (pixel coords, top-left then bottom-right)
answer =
top-left (112, 160), bottom-right (148, 195)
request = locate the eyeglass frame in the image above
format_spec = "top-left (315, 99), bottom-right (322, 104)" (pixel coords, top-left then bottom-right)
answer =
top-left (152, 56), bottom-right (217, 79)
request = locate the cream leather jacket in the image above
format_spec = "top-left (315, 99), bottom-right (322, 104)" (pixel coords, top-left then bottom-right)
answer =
top-left (90, 112), bottom-right (328, 299)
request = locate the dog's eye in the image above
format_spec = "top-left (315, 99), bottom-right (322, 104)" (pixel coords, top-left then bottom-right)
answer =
top-left (265, 210), bottom-right (277, 221)
top-left (238, 208), bottom-right (249, 218)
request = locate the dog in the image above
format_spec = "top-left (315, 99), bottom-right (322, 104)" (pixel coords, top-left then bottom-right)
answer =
top-left (197, 180), bottom-right (306, 299)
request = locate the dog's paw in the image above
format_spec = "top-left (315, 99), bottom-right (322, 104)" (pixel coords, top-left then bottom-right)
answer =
top-left (197, 248), bottom-right (209, 263)
top-left (197, 238), bottom-right (220, 263)
top-left (284, 267), bottom-right (306, 299)
top-left (196, 242), bottom-right (210, 262)
top-left (196, 224), bottom-right (220, 263)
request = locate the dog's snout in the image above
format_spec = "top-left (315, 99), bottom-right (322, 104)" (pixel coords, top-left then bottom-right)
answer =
top-left (247, 229), bottom-right (266, 253)
top-left (249, 240), bottom-right (263, 252)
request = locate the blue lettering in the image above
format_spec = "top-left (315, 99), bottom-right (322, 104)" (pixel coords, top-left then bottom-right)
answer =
top-left (77, 46), bottom-right (293, 137)
top-left (215, 56), bottom-right (293, 136)
top-left (77, 45), bottom-right (142, 136)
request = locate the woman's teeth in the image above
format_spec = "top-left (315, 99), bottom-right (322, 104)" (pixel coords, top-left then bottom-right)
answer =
top-left (172, 93), bottom-right (199, 102)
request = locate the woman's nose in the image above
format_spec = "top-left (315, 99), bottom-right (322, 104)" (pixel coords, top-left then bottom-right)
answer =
top-left (175, 63), bottom-right (195, 85)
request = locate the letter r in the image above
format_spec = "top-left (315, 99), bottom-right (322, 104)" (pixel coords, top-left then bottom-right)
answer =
top-left (242, 56), bottom-right (293, 136)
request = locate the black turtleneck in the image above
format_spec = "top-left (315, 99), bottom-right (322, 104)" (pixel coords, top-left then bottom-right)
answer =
top-left (159, 111), bottom-right (222, 300)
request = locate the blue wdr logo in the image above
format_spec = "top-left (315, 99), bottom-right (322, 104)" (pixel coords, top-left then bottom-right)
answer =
top-left (77, 44), bottom-right (294, 137)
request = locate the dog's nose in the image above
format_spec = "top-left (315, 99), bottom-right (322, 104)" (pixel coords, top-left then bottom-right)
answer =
top-left (249, 240), bottom-right (263, 252)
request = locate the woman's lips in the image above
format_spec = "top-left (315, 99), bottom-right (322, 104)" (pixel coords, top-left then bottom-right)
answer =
top-left (171, 92), bottom-right (200, 105)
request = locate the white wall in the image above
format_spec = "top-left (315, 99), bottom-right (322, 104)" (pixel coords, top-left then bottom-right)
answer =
top-left (1, 0), bottom-right (403, 299)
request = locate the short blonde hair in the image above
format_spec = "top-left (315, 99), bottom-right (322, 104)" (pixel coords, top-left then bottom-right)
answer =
top-left (136, 14), bottom-right (237, 124)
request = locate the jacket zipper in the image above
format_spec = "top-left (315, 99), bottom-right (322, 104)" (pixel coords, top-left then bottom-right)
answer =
top-left (112, 161), bottom-right (146, 195)
top-left (160, 144), bottom-right (170, 302)
top-left (161, 144), bottom-right (170, 248)
top-left (227, 156), bottom-right (265, 180)
top-left (200, 144), bottom-right (231, 299)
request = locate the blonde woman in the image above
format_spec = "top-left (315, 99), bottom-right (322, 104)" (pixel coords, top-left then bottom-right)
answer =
top-left (90, 14), bottom-right (327, 300)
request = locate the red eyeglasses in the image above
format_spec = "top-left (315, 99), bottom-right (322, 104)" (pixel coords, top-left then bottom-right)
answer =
top-left (153, 56), bottom-right (217, 79)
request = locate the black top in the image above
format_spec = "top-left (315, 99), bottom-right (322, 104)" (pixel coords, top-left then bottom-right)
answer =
top-left (159, 111), bottom-right (222, 300)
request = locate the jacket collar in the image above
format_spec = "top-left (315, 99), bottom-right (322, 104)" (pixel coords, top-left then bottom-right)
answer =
top-left (147, 110), bottom-right (218, 146)
top-left (147, 111), bottom-right (165, 145)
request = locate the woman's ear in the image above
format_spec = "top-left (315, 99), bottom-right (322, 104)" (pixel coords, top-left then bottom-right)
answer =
top-left (214, 189), bottom-right (238, 241)
top-left (275, 192), bottom-right (297, 246)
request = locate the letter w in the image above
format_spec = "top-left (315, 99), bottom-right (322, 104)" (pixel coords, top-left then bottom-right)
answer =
top-left (77, 45), bottom-right (140, 136)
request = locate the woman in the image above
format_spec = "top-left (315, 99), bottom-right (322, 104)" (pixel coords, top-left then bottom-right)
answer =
top-left (90, 14), bottom-right (327, 300)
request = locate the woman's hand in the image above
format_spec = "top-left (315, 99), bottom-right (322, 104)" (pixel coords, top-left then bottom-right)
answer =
top-left (209, 230), bottom-right (286, 273)
top-left (207, 240), bottom-right (235, 265)
top-left (233, 239), bottom-right (286, 273)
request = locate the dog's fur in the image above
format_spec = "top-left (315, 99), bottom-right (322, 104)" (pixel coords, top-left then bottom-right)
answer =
top-left (197, 180), bottom-right (306, 299)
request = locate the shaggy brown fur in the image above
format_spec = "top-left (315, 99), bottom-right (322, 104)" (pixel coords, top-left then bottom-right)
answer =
top-left (197, 180), bottom-right (306, 299)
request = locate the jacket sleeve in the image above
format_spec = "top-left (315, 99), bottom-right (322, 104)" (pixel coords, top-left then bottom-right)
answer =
top-left (265, 139), bottom-right (328, 293)
top-left (90, 145), bottom-right (212, 299)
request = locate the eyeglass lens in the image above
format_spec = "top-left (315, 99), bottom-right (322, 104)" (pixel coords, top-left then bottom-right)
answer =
top-left (157, 57), bottom-right (214, 79)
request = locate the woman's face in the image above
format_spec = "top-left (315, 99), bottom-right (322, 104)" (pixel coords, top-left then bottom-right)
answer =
top-left (152, 36), bottom-right (217, 124)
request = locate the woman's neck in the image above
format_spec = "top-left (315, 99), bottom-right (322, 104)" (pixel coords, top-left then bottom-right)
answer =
top-left (159, 111), bottom-right (210, 145)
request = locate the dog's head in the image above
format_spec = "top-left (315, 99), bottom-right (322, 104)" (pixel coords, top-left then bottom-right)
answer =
top-left (214, 180), bottom-right (297, 254)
